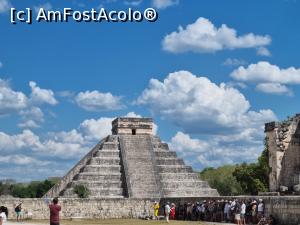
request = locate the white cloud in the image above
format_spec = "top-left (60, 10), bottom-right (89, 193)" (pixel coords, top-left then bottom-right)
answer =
top-left (0, 155), bottom-right (49, 166)
top-left (124, 0), bottom-right (142, 6)
top-left (0, 129), bottom-right (42, 152)
top-left (33, 2), bottom-right (52, 13)
top-left (170, 131), bottom-right (265, 169)
top-left (75, 90), bottom-right (124, 111)
top-left (152, 0), bottom-right (178, 9)
top-left (162, 17), bottom-right (271, 53)
top-left (18, 120), bottom-right (40, 128)
top-left (0, 79), bottom-right (28, 115)
top-left (79, 117), bottom-right (113, 142)
top-left (223, 58), bottom-right (247, 66)
top-left (0, 0), bottom-right (12, 14)
top-left (18, 106), bottom-right (45, 128)
top-left (256, 47), bottom-right (271, 57)
top-left (29, 81), bottom-right (58, 105)
top-left (0, 62), bottom-right (3, 68)
top-left (256, 83), bottom-right (292, 96)
top-left (137, 70), bottom-right (276, 134)
top-left (231, 61), bottom-right (300, 84)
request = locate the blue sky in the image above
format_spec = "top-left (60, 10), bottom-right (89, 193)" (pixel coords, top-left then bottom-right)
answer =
top-left (1, 0), bottom-right (300, 181)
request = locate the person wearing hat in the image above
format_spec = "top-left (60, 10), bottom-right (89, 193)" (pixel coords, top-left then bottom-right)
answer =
top-left (165, 202), bottom-right (171, 223)
top-left (251, 199), bottom-right (257, 224)
top-left (153, 201), bottom-right (160, 220)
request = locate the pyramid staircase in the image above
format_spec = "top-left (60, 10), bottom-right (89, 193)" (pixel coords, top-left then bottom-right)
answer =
top-left (45, 133), bottom-right (218, 198)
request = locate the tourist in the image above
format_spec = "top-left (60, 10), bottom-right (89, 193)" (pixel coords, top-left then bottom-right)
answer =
top-left (164, 202), bottom-right (171, 223)
top-left (0, 206), bottom-right (8, 225)
top-left (251, 199), bottom-right (258, 224)
top-left (234, 200), bottom-right (241, 225)
top-left (224, 200), bottom-right (230, 222)
top-left (169, 203), bottom-right (176, 220)
top-left (49, 197), bottom-right (61, 225)
top-left (257, 199), bottom-right (264, 220)
top-left (240, 200), bottom-right (246, 225)
top-left (153, 201), bottom-right (160, 220)
top-left (14, 202), bottom-right (22, 222)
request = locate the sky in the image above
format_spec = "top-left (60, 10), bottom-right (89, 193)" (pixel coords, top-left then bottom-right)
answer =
top-left (1, 0), bottom-right (300, 182)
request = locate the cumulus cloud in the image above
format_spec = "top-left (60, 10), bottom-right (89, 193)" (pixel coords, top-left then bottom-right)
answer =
top-left (222, 58), bottom-right (247, 66)
top-left (231, 61), bottom-right (300, 84)
top-left (29, 81), bottom-right (58, 105)
top-left (170, 131), bottom-right (265, 170)
top-left (256, 47), bottom-right (271, 57)
top-left (0, 0), bottom-right (12, 14)
top-left (137, 70), bottom-right (276, 134)
top-left (152, 0), bottom-right (178, 9)
top-left (0, 129), bottom-right (42, 152)
top-left (75, 90), bottom-right (124, 112)
top-left (162, 17), bottom-right (271, 54)
top-left (0, 79), bottom-right (28, 115)
top-left (79, 117), bottom-right (113, 141)
top-left (256, 83), bottom-right (292, 96)
top-left (0, 155), bottom-right (50, 166)
top-left (18, 107), bottom-right (45, 128)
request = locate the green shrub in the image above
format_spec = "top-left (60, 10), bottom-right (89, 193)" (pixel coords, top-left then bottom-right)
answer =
top-left (73, 184), bottom-right (90, 198)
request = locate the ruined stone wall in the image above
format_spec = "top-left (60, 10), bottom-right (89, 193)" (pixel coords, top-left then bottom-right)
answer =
top-left (0, 197), bottom-right (300, 224)
top-left (265, 115), bottom-right (300, 191)
top-left (0, 198), bottom-right (154, 220)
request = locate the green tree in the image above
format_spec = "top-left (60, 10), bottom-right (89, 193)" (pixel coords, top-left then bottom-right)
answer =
top-left (232, 138), bottom-right (270, 195)
top-left (200, 165), bottom-right (243, 195)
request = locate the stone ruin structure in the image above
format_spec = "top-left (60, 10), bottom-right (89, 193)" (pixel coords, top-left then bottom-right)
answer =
top-left (45, 117), bottom-right (218, 198)
top-left (265, 114), bottom-right (300, 193)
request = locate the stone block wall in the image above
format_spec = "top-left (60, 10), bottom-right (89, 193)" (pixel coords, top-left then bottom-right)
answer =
top-left (0, 198), bottom-right (154, 220)
top-left (1, 196), bottom-right (300, 224)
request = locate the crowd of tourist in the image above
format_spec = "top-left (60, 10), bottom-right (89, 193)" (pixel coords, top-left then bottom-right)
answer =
top-left (154, 198), bottom-right (277, 225)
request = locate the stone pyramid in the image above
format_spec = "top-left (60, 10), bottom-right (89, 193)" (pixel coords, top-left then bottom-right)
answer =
top-left (45, 118), bottom-right (219, 198)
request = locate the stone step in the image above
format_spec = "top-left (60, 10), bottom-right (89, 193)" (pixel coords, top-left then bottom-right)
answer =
top-left (161, 180), bottom-right (210, 189)
top-left (105, 135), bottom-right (118, 142)
top-left (82, 165), bottom-right (121, 173)
top-left (152, 143), bottom-right (169, 150)
top-left (74, 172), bottom-right (122, 181)
top-left (154, 151), bottom-right (177, 158)
top-left (71, 180), bottom-right (123, 189)
top-left (94, 150), bottom-right (120, 157)
top-left (157, 165), bottom-right (193, 173)
top-left (63, 187), bottom-right (124, 197)
top-left (88, 157), bottom-right (120, 165)
top-left (159, 172), bottom-right (200, 180)
top-left (100, 142), bottom-right (119, 150)
top-left (156, 158), bottom-right (185, 165)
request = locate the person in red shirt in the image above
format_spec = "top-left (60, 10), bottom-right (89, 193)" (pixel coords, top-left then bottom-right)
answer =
top-left (170, 203), bottom-right (176, 220)
top-left (49, 197), bottom-right (61, 225)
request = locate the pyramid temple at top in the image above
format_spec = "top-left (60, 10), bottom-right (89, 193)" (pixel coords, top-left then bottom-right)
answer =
top-left (45, 117), bottom-right (219, 198)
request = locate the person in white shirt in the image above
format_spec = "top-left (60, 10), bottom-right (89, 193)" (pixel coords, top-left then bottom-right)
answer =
top-left (257, 199), bottom-right (264, 220)
top-left (0, 206), bottom-right (8, 225)
top-left (240, 201), bottom-right (246, 225)
top-left (164, 202), bottom-right (171, 223)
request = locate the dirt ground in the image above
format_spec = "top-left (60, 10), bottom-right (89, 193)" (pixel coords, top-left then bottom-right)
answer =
top-left (6, 219), bottom-right (234, 225)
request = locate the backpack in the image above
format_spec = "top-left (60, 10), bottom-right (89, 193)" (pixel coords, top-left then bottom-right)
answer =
top-left (15, 205), bottom-right (21, 213)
